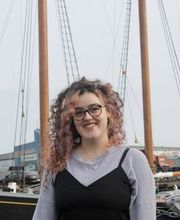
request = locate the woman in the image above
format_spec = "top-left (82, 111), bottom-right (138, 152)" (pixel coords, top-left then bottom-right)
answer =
top-left (33, 77), bottom-right (156, 220)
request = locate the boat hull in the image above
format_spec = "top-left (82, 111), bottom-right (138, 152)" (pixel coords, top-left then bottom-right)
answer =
top-left (0, 192), bottom-right (38, 220)
top-left (0, 192), bottom-right (179, 220)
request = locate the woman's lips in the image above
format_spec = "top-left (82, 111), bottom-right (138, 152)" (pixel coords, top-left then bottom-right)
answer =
top-left (83, 122), bottom-right (97, 128)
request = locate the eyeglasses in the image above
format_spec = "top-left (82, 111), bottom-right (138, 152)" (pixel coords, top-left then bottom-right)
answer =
top-left (73, 104), bottom-right (105, 121)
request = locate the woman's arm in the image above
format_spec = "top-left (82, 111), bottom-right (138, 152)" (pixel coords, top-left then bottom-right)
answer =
top-left (122, 148), bottom-right (156, 220)
top-left (32, 172), bottom-right (58, 220)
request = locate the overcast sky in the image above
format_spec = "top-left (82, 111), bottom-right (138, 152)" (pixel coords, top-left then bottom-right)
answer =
top-left (0, 0), bottom-right (180, 154)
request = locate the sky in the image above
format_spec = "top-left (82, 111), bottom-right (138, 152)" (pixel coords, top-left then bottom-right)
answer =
top-left (0, 0), bottom-right (180, 154)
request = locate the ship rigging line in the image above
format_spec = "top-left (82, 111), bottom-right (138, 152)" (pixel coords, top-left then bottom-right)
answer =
top-left (117, 0), bottom-right (132, 105)
top-left (126, 92), bottom-right (140, 145)
top-left (13, 1), bottom-right (30, 166)
top-left (101, 0), bottom-right (132, 104)
top-left (126, 77), bottom-right (146, 145)
top-left (0, 0), bottom-right (15, 44)
top-left (102, 0), bottom-right (140, 143)
top-left (13, 0), bottom-right (36, 177)
top-left (103, 1), bottom-right (140, 144)
top-left (158, 0), bottom-right (180, 98)
top-left (102, 0), bottom-right (125, 81)
top-left (56, 0), bottom-right (80, 85)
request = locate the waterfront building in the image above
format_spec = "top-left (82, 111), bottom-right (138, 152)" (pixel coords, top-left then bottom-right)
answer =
top-left (0, 129), bottom-right (179, 172)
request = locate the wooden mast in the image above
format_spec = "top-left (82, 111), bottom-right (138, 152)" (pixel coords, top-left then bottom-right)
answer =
top-left (38, 0), bottom-right (49, 169)
top-left (138, 0), bottom-right (154, 171)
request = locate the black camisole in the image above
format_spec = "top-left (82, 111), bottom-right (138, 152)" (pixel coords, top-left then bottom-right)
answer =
top-left (55, 148), bottom-right (131, 220)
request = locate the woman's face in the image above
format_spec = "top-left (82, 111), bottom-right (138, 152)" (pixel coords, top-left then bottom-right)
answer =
top-left (72, 92), bottom-right (110, 143)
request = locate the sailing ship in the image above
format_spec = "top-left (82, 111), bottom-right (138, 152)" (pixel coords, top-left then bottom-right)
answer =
top-left (0, 0), bottom-right (180, 219)
top-left (0, 0), bottom-right (45, 219)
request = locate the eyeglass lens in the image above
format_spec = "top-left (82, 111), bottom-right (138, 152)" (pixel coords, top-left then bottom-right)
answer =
top-left (74, 104), bottom-right (102, 120)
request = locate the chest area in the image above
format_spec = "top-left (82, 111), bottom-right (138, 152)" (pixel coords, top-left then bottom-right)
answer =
top-left (55, 166), bottom-right (131, 212)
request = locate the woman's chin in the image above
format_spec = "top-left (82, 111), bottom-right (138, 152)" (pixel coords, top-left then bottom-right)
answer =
top-left (82, 133), bottom-right (100, 141)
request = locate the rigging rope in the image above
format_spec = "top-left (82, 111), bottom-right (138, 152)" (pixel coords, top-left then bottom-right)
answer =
top-left (13, 0), bottom-right (36, 173)
top-left (102, 0), bottom-right (140, 144)
top-left (102, 0), bottom-right (125, 80)
top-left (0, 0), bottom-right (15, 44)
top-left (156, 208), bottom-right (180, 218)
top-left (117, 0), bottom-right (132, 105)
top-left (126, 92), bottom-right (139, 144)
top-left (158, 0), bottom-right (180, 98)
top-left (56, 0), bottom-right (80, 85)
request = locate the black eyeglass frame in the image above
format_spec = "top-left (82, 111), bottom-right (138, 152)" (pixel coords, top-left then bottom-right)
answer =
top-left (73, 104), bottom-right (106, 121)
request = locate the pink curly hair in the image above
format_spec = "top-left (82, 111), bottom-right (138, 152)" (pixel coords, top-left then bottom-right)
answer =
top-left (43, 77), bottom-right (125, 174)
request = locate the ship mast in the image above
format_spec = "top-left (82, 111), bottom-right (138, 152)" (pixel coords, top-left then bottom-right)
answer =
top-left (37, 0), bottom-right (154, 172)
top-left (138, 0), bottom-right (154, 171)
top-left (38, 0), bottom-right (49, 170)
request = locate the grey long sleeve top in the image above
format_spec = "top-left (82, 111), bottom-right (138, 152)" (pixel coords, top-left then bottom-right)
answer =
top-left (32, 146), bottom-right (156, 220)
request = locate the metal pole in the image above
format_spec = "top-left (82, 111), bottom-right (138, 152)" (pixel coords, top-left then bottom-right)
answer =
top-left (38, 0), bottom-right (49, 171)
top-left (138, 0), bottom-right (154, 171)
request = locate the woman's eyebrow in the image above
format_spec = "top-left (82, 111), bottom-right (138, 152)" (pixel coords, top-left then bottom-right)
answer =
top-left (74, 107), bottom-right (84, 110)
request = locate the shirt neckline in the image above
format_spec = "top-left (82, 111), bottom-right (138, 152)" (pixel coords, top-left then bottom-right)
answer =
top-left (71, 145), bottom-right (118, 165)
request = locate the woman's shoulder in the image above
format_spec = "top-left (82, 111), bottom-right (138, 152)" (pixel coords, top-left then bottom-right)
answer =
top-left (127, 147), bottom-right (147, 160)
top-left (107, 146), bottom-right (149, 171)
top-left (114, 146), bottom-right (147, 161)
top-left (112, 146), bottom-right (150, 173)
top-left (118, 147), bottom-right (153, 180)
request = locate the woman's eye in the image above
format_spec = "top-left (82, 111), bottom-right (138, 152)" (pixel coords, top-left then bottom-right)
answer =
top-left (91, 107), bottom-right (99, 111)
top-left (90, 106), bottom-right (100, 113)
top-left (75, 111), bottom-right (84, 116)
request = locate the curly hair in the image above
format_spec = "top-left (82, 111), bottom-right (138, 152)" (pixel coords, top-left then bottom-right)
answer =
top-left (43, 77), bottom-right (125, 174)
